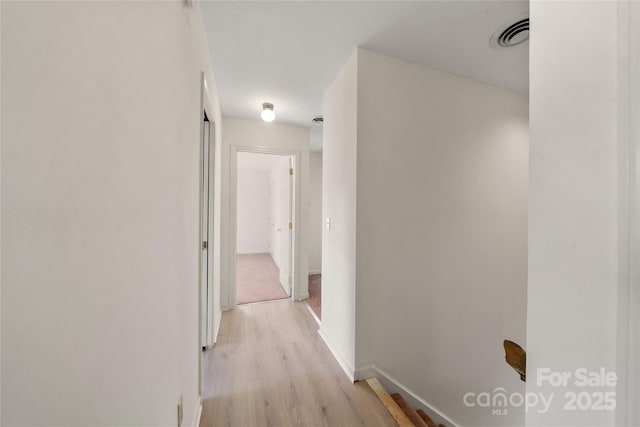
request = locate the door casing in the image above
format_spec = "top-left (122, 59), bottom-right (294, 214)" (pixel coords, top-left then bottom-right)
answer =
top-left (229, 146), bottom-right (301, 308)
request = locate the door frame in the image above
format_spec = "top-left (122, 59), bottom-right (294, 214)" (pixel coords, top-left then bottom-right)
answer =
top-left (229, 145), bottom-right (301, 308)
top-left (200, 113), bottom-right (214, 350)
top-left (198, 73), bottom-right (215, 396)
top-left (617, 1), bottom-right (640, 424)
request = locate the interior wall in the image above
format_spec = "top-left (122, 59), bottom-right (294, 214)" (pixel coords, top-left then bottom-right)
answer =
top-left (352, 49), bottom-right (528, 426)
top-left (236, 169), bottom-right (270, 254)
top-left (221, 118), bottom-right (309, 307)
top-left (624, 3), bottom-right (640, 424)
top-left (320, 51), bottom-right (359, 378)
top-left (0, 1), bottom-right (3, 419)
top-left (309, 152), bottom-right (323, 274)
top-left (1, 2), bottom-right (222, 425)
top-left (527, 2), bottom-right (621, 426)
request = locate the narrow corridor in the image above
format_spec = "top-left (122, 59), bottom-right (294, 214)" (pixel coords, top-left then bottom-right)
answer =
top-left (200, 299), bottom-right (395, 426)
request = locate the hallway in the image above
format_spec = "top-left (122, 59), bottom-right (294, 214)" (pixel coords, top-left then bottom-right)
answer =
top-left (200, 300), bottom-right (395, 426)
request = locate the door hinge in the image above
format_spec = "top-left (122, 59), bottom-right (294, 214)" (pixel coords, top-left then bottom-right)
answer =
top-left (202, 241), bottom-right (208, 250)
top-left (289, 168), bottom-right (293, 175)
top-left (289, 222), bottom-right (292, 230)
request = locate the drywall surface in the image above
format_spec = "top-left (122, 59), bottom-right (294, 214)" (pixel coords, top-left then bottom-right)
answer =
top-left (221, 118), bottom-right (309, 306)
top-left (309, 152), bottom-right (323, 273)
top-left (236, 169), bottom-right (270, 254)
top-left (1, 2), bottom-right (222, 425)
top-left (0, 1), bottom-right (3, 420)
top-left (354, 49), bottom-right (528, 426)
top-left (527, 2), bottom-right (620, 426)
top-left (320, 51), bottom-right (358, 376)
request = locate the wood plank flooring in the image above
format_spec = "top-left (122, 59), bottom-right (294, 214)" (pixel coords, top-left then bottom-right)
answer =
top-left (200, 299), bottom-right (396, 427)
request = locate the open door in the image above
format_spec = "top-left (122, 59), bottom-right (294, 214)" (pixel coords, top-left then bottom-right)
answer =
top-left (200, 113), bottom-right (214, 350)
top-left (277, 157), bottom-right (293, 296)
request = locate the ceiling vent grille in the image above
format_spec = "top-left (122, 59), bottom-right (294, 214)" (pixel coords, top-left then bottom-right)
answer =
top-left (491, 16), bottom-right (529, 48)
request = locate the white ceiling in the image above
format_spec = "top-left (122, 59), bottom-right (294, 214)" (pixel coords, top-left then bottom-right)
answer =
top-left (201, 1), bottom-right (529, 150)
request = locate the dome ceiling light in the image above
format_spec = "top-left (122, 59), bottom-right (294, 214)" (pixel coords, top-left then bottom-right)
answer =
top-left (261, 103), bottom-right (275, 122)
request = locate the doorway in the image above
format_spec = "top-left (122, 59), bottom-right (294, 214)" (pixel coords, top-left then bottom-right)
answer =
top-left (235, 152), bottom-right (294, 305)
top-left (198, 74), bottom-right (216, 400)
top-left (200, 112), bottom-right (215, 351)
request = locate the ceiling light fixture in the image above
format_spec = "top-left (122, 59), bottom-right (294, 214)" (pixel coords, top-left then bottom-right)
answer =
top-left (261, 103), bottom-right (275, 123)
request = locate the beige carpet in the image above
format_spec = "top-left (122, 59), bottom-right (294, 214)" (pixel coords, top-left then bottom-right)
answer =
top-left (236, 253), bottom-right (288, 305)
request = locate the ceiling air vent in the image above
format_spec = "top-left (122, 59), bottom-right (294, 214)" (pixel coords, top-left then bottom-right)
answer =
top-left (490, 16), bottom-right (529, 48)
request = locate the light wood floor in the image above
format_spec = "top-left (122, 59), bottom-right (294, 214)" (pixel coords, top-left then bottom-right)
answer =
top-left (200, 299), bottom-right (396, 427)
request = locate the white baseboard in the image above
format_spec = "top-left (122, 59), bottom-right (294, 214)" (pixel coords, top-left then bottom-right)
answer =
top-left (190, 395), bottom-right (202, 427)
top-left (354, 364), bottom-right (460, 427)
top-left (303, 301), bottom-right (321, 325)
top-left (295, 291), bottom-right (309, 301)
top-left (237, 250), bottom-right (270, 255)
top-left (308, 270), bottom-right (322, 275)
top-left (318, 327), bottom-right (355, 382)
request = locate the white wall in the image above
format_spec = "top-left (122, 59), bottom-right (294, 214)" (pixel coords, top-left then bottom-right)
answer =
top-left (0, 1), bottom-right (3, 419)
top-left (320, 51), bottom-right (359, 379)
top-left (1, 2), bottom-right (222, 425)
top-left (624, 4), bottom-right (640, 424)
top-left (322, 48), bottom-right (529, 425)
top-left (355, 49), bottom-right (528, 427)
top-left (221, 118), bottom-right (309, 307)
top-left (236, 169), bottom-right (270, 254)
top-left (308, 152), bottom-right (323, 274)
top-left (527, 2), bottom-right (626, 426)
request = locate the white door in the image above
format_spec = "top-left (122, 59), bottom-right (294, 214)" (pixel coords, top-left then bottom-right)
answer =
top-left (277, 157), bottom-right (293, 296)
top-left (200, 116), bottom-right (213, 349)
top-left (269, 176), bottom-right (277, 261)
